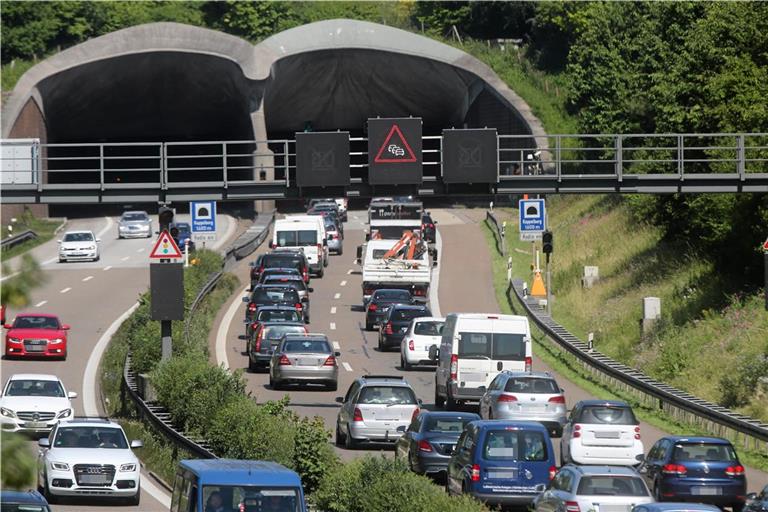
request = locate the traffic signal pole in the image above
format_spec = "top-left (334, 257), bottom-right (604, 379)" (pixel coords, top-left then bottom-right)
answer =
top-left (546, 253), bottom-right (552, 316)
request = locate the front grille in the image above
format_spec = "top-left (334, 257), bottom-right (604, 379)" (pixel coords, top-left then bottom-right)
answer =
top-left (23, 339), bottom-right (48, 352)
top-left (74, 464), bottom-right (115, 487)
top-left (17, 411), bottom-right (56, 421)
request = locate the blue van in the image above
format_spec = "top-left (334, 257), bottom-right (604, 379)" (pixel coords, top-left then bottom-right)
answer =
top-left (170, 459), bottom-right (307, 512)
top-left (446, 420), bottom-right (556, 508)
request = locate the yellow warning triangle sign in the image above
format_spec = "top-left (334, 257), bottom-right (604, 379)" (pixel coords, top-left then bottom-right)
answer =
top-left (149, 230), bottom-right (183, 259)
top-left (530, 270), bottom-right (547, 297)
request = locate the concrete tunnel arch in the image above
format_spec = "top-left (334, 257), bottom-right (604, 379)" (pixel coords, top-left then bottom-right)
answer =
top-left (2, 19), bottom-right (547, 180)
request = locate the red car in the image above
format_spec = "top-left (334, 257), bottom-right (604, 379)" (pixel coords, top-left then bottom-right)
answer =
top-left (4, 313), bottom-right (70, 360)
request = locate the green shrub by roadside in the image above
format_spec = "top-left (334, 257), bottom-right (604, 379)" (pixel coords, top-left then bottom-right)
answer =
top-left (0, 209), bottom-right (62, 263)
top-left (1, 432), bottom-right (36, 489)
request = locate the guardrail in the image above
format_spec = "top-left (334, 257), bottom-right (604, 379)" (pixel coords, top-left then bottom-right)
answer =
top-left (485, 209), bottom-right (507, 257)
top-left (1, 229), bottom-right (37, 249)
top-left (485, 211), bottom-right (768, 456)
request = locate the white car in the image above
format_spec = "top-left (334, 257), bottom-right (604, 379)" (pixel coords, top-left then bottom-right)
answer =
top-left (58, 230), bottom-right (100, 262)
top-left (0, 374), bottom-right (77, 434)
top-left (38, 418), bottom-right (142, 505)
top-left (400, 316), bottom-right (444, 370)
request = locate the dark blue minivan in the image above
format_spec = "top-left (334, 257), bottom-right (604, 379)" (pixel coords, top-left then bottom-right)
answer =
top-left (446, 420), bottom-right (557, 509)
top-left (170, 459), bottom-right (306, 512)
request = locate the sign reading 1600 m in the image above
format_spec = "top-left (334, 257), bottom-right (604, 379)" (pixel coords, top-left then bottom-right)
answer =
top-left (367, 117), bottom-right (422, 185)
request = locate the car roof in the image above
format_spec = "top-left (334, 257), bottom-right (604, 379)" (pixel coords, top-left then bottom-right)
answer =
top-left (566, 464), bottom-right (641, 476)
top-left (358, 375), bottom-right (412, 387)
top-left (58, 418), bottom-right (120, 427)
top-left (411, 316), bottom-right (445, 322)
top-left (179, 459), bottom-right (302, 486)
top-left (264, 274), bottom-right (303, 280)
top-left (13, 313), bottom-right (59, 319)
top-left (63, 230), bottom-right (94, 235)
top-left (501, 371), bottom-right (554, 379)
top-left (261, 321), bottom-right (305, 328)
top-left (575, 399), bottom-right (630, 407)
top-left (282, 333), bottom-right (329, 341)
top-left (263, 267), bottom-right (300, 272)
top-left (122, 210), bottom-right (148, 215)
top-left (258, 305), bottom-right (300, 311)
top-left (267, 250), bottom-right (305, 257)
top-left (253, 285), bottom-right (297, 291)
top-left (390, 304), bottom-right (430, 310)
top-left (469, 420), bottom-right (550, 432)
top-left (171, 222), bottom-right (190, 227)
top-left (0, 489), bottom-right (49, 505)
top-left (664, 436), bottom-right (732, 445)
top-left (6, 373), bottom-right (61, 382)
top-left (419, 411), bottom-right (480, 419)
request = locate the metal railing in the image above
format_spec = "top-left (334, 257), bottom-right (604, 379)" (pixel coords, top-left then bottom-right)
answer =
top-left (0, 229), bottom-right (37, 249)
top-left (485, 210), bottom-right (768, 455)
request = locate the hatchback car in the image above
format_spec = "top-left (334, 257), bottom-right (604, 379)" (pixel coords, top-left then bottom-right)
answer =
top-left (117, 210), bottom-right (152, 239)
top-left (335, 375), bottom-right (421, 449)
top-left (247, 321), bottom-right (307, 372)
top-left (250, 251), bottom-right (310, 288)
top-left (395, 411), bottom-right (480, 475)
top-left (4, 314), bottom-right (70, 360)
top-left (364, 289), bottom-right (413, 331)
top-left (400, 316), bottom-right (444, 370)
top-left (447, 420), bottom-right (557, 508)
top-left (0, 374), bottom-right (77, 434)
top-left (533, 465), bottom-right (653, 512)
top-left (244, 305), bottom-right (304, 340)
top-left (58, 230), bottom-right (100, 262)
top-left (479, 371), bottom-right (567, 437)
top-left (0, 489), bottom-right (52, 511)
top-left (421, 212), bottom-right (437, 243)
top-left (639, 436), bottom-right (747, 510)
top-left (243, 286), bottom-right (303, 323)
top-left (560, 400), bottom-right (644, 466)
top-left (318, 214), bottom-right (343, 254)
top-left (269, 334), bottom-right (339, 391)
top-left (169, 222), bottom-right (195, 252)
top-left (378, 304), bottom-right (432, 352)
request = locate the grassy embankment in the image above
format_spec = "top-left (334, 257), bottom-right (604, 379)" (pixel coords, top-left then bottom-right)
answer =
top-left (0, 210), bottom-right (62, 263)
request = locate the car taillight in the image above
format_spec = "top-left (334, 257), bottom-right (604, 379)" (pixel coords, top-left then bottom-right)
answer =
top-left (662, 463), bottom-right (687, 475)
top-left (634, 425), bottom-right (641, 440)
top-left (411, 407), bottom-right (420, 422)
top-left (573, 424), bottom-right (582, 438)
top-left (548, 396), bottom-right (566, 404)
top-left (429, 223), bottom-right (435, 229)
top-left (368, 303), bottom-right (378, 312)
top-left (302, 268), bottom-right (309, 282)
top-left (278, 354), bottom-right (291, 366)
top-left (565, 501), bottom-right (580, 512)
top-left (413, 287), bottom-right (426, 297)
top-left (248, 303), bottom-right (256, 312)
top-left (255, 331), bottom-right (263, 352)
top-left (384, 322), bottom-right (393, 335)
top-left (408, 339), bottom-right (414, 351)
top-left (725, 465), bottom-right (745, 476)
top-left (549, 465), bottom-right (557, 480)
top-left (450, 354), bottom-right (458, 380)
top-left (525, 356), bottom-right (532, 372)
top-left (323, 355), bottom-right (336, 366)
top-left (418, 439), bottom-right (433, 452)
top-left (295, 303), bottom-right (303, 310)
top-left (364, 287), bottom-right (374, 296)
top-left (353, 408), bottom-right (363, 422)
top-left (498, 394), bottom-right (518, 403)
top-left (317, 243), bottom-right (322, 254)
top-left (470, 464), bottom-right (481, 482)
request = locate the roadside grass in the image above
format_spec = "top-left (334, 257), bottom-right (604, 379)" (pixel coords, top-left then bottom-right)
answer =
top-left (481, 211), bottom-right (768, 473)
top-left (0, 211), bottom-right (62, 263)
top-left (119, 419), bottom-right (189, 485)
top-left (1, 59), bottom-right (36, 94)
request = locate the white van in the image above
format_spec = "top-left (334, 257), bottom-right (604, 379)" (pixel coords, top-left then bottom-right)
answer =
top-left (433, 313), bottom-right (532, 410)
top-left (272, 216), bottom-right (328, 277)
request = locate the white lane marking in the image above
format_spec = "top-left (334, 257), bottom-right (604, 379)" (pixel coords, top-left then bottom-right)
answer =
top-left (429, 229), bottom-right (444, 318)
top-left (352, 215), bottom-right (359, 220)
top-left (103, 266), bottom-right (113, 271)
top-left (42, 257), bottom-right (58, 265)
top-left (96, 216), bottom-right (114, 239)
top-left (334, 293), bottom-right (341, 299)
top-left (83, 301), bottom-right (170, 507)
top-left (330, 307), bottom-right (337, 314)
top-left (333, 341), bottom-right (341, 351)
top-left (35, 300), bottom-right (48, 307)
top-left (136, 248), bottom-right (145, 253)
top-left (330, 322), bottom-right (336, 330)
top-left (82, 276), bottom-right (93, 282)
top-left (60, 287), bottom-right (71, 294)
top-left (121, 256), bottom-right (130, 261)
top-left (340, 280), bottom-right (347, 287)
top-left (216, 286), bottom-right (249, 369)
top-left (342, 362), bottom-right (353, 372)
top-left (0, 271), bottom-right (20, 282)
top-left (347, 269), bottom-right (353, 275)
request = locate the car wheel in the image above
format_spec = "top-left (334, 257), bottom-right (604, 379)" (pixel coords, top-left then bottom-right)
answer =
top-left (653, 482), bottom-right (662, 502)
top-left (43, 476), bottom-right (57, 504)
top-left (127, 489), bottom-right (141, 506)
top-left (365, 321), bottom-right (373, 332)
top-left (344, 426), bottom-right (357, 450)
top-left (335, 423), bottom-right (346, 446)
top-left (317, 267), bottom-right (324, 278)
top-left (445, 391), bottom-right (457, 411)
top-left (94, 254), bottom-right (100, 262)
top-left (435, 386), bottom-right (445, 408)
top-left (58, 258), bottom-right (65, 263)
top-left (269, 375), bottom-right (280, 390)
top-left (401, 354), bottom-right (412, 371)
top-left (337, 246), bottom-right (343, 256)
top-left (248, 357), bottom-right (257, 372)
top-left (731, 503), bottom-right (745, 512)
top-left (378, 337), bottom-right (384, 352)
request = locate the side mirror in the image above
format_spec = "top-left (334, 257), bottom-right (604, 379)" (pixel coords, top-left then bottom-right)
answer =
top-left (478, 386), bottom-right (486, 392)
top-left (3, 324), bottom-right (12, 330)
top-left (242, 297), bottom-right (250, 303)
top-left (96, 238), bottom-right (101, 243)
top-left (334, 351), bottom-right (341, 357)
top-left (356, 245), bottom-right (363, 261)
top-left (308, 287), bottom-right (314, 293)
top-left (62, 324), bottom-right (71, 330)
top-left (417, 398), bottom-right (423, 405)
top-left (67, 391), bottom-right (78, 399)
top-left (635, 453), bottom-right (645, 462)
top-left (746, 493), bottom-right (758, 501)
top-left (130, 440), bottom-right (143, 449)
top-left (267, 349), bottom-right (274, 355)
top-left (335, 397), bottom-right (344, 403)
top-left (433, 220), bottom-right (438, 225)
top-left (57, 240), bottom-right (62, 244)
top-left (323, 239), bottom-right (328, 246)
top-left (38, 438), bottom-right (50, 448)
top-left (428, 345), bottom-right (439, 361)
top-left (269, 241), bottom-right (275, 249)
top-left (396, 425), bottom-right (406, 433)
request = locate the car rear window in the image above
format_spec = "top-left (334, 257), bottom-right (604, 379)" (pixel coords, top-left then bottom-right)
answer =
top-left (358, 386), bottom-right (416, 405)
top-left (458, 332), bottom-right (527, 361)
top-left (283, 339), bottom-right (330, 353)
top-left (482, 430), bottom-right (549, 461)
top-left (576, 476), bottom-right (649, 496)
top-left (251, 289), bottom-right (299, 303)
top-left (276, 230), bottom-right (317, 247)
top-left (122, 213), bottom-right (148, 221)
top-left (392, 308), bottom-right (430, 321)
top-left (672, 443), bottom-right (737, 462)
top-left (257, 310), bottom-right (302, 323)
top-left (374, 290), bottom-right (412, 301)
top-left (505, 377), bottom-right (559, 394)
top-left (264, 276), bottom-right (304, 287)
top-left (414, 321), bottom-right (443, 336)
top-left (578, 405), bottom-right (637, 425)
top-left (264, 325), bottom-right (305, 341)
top-left (263, 256), bottom-right (303, 269)
top-left (423, 417), bottom-right (474, 434)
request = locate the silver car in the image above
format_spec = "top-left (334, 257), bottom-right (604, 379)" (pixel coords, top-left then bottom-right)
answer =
top-left (261, 274), bottom-right (313, 304)
top-left (533, 465), bottom-right (654, 512)
top-left (269, 334), bottom-right (339, 391)
top-left (335, 375), bottom-right (421, 449)
top-left (321, 215), bottom-right (343, 255)
top-left (117, 211), bottom-right (152, 238)
top-left (478, 371), bottom-right (567, 437)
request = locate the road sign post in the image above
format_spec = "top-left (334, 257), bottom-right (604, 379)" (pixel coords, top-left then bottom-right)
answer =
top-left (149, 232), bottom-right (184, 361)
top-left (764, 237), bottom-right (768, 311)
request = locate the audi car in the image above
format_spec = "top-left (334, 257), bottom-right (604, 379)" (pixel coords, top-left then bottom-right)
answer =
top-left (4, 314), bottom-right (70, 360)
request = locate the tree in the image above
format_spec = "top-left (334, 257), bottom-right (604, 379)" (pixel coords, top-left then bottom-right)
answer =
top-left (1, 433), bottom-right (36, 489)
top-left (1, 255), bottom-right (46, 308)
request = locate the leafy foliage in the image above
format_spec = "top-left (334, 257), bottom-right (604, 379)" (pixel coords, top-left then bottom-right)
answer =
top-left (1, 432), bottom-right (36, 489)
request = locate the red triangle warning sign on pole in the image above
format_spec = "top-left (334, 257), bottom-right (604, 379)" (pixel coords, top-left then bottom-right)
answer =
top-left (763, 237), bottom-right (768, 252)
top-left (374, 124), bottom-right (418, 163)
top-left (149, 230), bottom-right (183, 259)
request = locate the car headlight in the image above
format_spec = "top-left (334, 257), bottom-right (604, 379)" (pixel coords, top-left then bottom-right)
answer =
top-left (50, 338), bottom-right (64, 344)
top-left (119, 463), bottom-right (137, 472)
top-left (51, 462), bottom-right (70, 471)
top-left (7, 337), bottom-right (21, 343)
top-left (57, 408), bottom-right (72, 419)
top-left (1, 407), bottom-right (16, 418)
top-left (87, 245), bottom-right (96, 250)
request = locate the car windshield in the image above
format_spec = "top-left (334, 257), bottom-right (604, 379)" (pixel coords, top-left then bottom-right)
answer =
top-left (282, 339), bottom-right (330, 353)
top-left (458, 332), bottom-right (527, 360)
top-left (122, 213), bottom-right (148, 221)
top-left (414, 321), bottom-right (443, 336)
top-left (203, 486), bottom-right (301, 512)
top-left (579, 405), bottom-right (637, 425)
top-left (63, 232), bottom-right (93, 242)
top-left (483, 430), bottom-right (549, 461)
top-left (358, 386), bottom-right (416, 405)
top-left (505, 377), bottom-right (560, 394)
top-left (577, 476), bottom-right (649, 496)
top-left (258, 310), bottom-right (302, 323)
top-left (392, 308), bottom-right (430, 321)
top-left (252, 289), bottom-right (299, 303)
top-left (174, 225), bottom-right (190, 235)
top-left (13, 316), bottom-right (59, 329)
top-left (423, 416), bottom-right (474, 434)
top-left (264, 256), bottom-right (303, 269)
top-left (275, 230), bottom-right (317, 247)
top-left (5, 379), bottom-right (64, 397)
top-left (263, 325), bottom-right (305, 341)
top-left (53, 426), bottom-right (128, 449)
top-left (673, 443), bottom-right (737, 462)
top-left (373, 290), bottom-right (411, 302)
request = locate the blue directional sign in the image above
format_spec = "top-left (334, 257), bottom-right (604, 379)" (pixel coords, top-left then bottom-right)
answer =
top-left (190, 201), bottom-right (216, 233)
top-left (519, 199), bottom-right (546, 241)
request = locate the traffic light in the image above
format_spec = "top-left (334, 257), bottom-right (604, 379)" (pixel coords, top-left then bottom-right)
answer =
top-left (542, 230), bottom-right (554, 254)
top-left (158, 206), bottom-right (174, 233)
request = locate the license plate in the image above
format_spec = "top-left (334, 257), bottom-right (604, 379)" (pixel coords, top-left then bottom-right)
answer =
top-left (461, 372), bottom-right (484, 382)
top-left (25, 421), bottom-right (45, 428)
top-left (298, 358), bottom-right (316, 366)
top-left (692, 486), bottom-right (721, 496)
top-left (489, 470), bottom-right (517, 479)
top-left (594, 431), bottom-right (620, 439)
top-left (79, 475), bottom-right (110, 485)
top-left (25, 346), bottom-right (45, 352)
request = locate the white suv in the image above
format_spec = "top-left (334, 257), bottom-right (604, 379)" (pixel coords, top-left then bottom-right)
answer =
top-left (0, 374), bottom-right (77, 434)
top-left (37, 418), bottom-right (142, 505)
